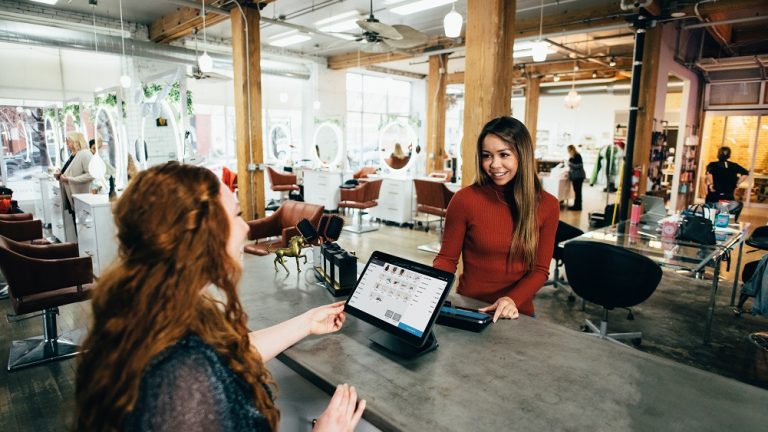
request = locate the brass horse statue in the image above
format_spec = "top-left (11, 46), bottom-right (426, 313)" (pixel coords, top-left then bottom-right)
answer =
top-left (268, 235), bottom-right (307, 274)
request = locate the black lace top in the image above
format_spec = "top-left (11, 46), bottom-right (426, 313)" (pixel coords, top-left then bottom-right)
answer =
top-left (124, 335), bottom-right (271, 432)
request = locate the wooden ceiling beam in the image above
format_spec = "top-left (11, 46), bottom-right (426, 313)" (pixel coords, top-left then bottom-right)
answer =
top-left (327, 37), bottom-right (461, 70)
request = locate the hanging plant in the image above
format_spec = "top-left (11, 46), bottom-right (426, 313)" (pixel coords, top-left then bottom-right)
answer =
top-left (142, 82), bottom-right (194, 116)
top-left (314, 117), bottom-right (344, 128)
top-left (43, 107), bottom-right (63, 125)
top-left (92, 93), bottom-right (127, 119)
top-left (64, 104), bottom-right (81, 126)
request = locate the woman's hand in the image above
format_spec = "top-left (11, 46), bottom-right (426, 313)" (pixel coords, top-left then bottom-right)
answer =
top-left (479, 296), bottom-right (519, 322)
top-left (59, 174), bottom-right (69, 183)
top-left (305, 301), bottom-right (346, 336)
top-left (314, 384), bottom-right (366, 432)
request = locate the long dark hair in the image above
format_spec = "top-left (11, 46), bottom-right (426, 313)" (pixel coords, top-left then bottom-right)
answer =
top-left (75, 162), bottom-right (279, 431)
top-left (474, 116), bottom-right (542, 271)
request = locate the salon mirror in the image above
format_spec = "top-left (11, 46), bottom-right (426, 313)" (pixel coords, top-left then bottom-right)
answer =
top-left (312, 122), bottom-right (342, 168)
top-left (141, 100), bottom-right (181, 166)
top-left (268, 123), bottom-right (291, 164)
top-left (94, 107), bottom-right (118, 178)
top-left (379, 121), bottom-right (416, 171)
top-left (44, 117), bottom-right (60, 167)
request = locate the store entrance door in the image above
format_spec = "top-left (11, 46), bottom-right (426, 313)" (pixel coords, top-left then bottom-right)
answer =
top-left (698, 111), bottom-right (768, 208)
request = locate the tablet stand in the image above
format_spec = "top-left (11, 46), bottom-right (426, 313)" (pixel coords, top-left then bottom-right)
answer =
top-left (369, 330), bottom-right (437, 358)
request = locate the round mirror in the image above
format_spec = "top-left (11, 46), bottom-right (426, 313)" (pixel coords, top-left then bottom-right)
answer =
top-left (94, 108), bottom-right (118, 178)
top-left (379, 121), bottom-right (416, 171)
top-left (312, 122), bottom-right (343, 168)
top-left (268, 123), bottom-right (291, 164)
top-left (141, 100), bottom-right (181, 167)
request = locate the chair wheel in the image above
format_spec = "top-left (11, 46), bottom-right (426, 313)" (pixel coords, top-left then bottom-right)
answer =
top-left (567, 294), bottom-right (576, 302)
top-left (631, 338), bottom-right (642, 347)
top-left (732, 307), bottom-right (743, 317)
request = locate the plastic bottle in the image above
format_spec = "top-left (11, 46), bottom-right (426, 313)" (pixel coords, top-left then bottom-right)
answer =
top-left (630, 199), bottom-right (642, 224)
top-left (714, 200), bottom-right (730, 228)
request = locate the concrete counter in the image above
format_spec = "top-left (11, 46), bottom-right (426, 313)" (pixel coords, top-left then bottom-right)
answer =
top-left (240, 255), bottom-right (768, 432)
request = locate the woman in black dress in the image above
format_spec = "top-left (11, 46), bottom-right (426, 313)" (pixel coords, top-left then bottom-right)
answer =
top-left (567, 145), bottom-right (586, 210)
top-left (705, 146), bottom-right (749, 203)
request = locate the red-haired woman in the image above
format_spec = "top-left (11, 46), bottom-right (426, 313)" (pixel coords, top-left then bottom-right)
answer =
top-left (75, 162), bottom-right (364, 431)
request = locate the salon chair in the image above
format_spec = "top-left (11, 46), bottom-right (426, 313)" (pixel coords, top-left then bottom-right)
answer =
top-left (0, 214), bottom-right (49, 299)
top-left (244, 200), bottom-right (324, 256)
top-left (0, 235), bottom-right (93, 370)
top-left (339, 179), bottom-right (383, 234)
top-left (543, 221), bottom-right (584, 301)
top-left (413, 179), bottom-right (455, 253)
top-left (563, 240), bottom-right (662, 347)
top-left (353, 166), bottom-right (377, 180)
top-left (267, 166), bottom-right (300, 203)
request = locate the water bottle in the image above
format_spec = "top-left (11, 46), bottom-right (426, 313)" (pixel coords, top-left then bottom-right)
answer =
top-left (714, 200), bottom-right (730, 228)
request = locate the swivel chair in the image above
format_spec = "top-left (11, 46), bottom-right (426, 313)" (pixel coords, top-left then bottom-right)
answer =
top-left (413, 179), bottom-right (454, 253)
top-left (563, 240), bottom-right (662, 346)
top-left (0, 235), bottom-right (94, 370)
top-left (542, 221), bottom-right (583, 301)
top-left (339, 179), bottom-right (383, 234)
top-left (266, 166), bottom-right (300, 206)
top-left (244, 200), bottom-right (324, 256)
top-left (353, 166), bottom-right (377, 179)
top-left (0, 214), bottom-right (49, 299)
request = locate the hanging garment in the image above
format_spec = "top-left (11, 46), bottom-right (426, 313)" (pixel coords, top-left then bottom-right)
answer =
top-left (590, 144), bottom-right (622, 186)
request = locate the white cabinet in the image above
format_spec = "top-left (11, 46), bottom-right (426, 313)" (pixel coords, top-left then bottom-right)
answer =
top-left (303, 170), bottom-right (343, 211)
top-left (369, 176), bottom-right (413, 225)
top-left (37, 174), bottom-right (55, 228)
top-left (73, 194), bottom-right (117, 277)
top-left (50, 185), bottom-right (75, 243)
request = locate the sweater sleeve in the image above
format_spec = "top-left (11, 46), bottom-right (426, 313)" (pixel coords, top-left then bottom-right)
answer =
top-left (68, 151), bottom-right (95, 184)
top-left (505, 194), bottom-right (559, 308)
top-left (433, 189), bottom-right (470, 274)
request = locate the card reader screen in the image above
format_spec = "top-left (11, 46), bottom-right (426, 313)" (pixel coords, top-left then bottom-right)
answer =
top-left (441, 306), bottom-right (490, 320)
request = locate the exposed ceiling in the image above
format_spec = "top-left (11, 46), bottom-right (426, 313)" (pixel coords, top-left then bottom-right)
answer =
top-left (5, 0), bottom-right (768, 81)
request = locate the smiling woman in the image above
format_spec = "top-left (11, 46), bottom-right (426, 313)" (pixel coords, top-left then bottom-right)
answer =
top-left (433, 116), bottom-right (560, 321)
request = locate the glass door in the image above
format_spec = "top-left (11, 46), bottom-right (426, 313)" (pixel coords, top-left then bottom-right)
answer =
top-left (698, 111), bottom-right (768, 207)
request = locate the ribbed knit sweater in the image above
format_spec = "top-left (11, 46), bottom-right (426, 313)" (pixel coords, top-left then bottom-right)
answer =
top-left (433, 183), bottom-right (559, 316)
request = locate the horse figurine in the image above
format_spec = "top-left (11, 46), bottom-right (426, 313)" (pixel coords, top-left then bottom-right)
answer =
top-left (268, 236), bottom-right (307, 273)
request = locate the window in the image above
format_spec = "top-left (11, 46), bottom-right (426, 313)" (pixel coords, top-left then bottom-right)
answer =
top-left (346, 72), bottom-right (412, 170)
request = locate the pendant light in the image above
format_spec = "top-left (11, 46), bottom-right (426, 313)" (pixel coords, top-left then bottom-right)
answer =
top-left (443, 1), bottom-right (463, 38)
top-left (198, 0), bottom-right (213, 73)
top-left (118, 0), bottom-right (131, 88)
top-left (530, 0), bottom-right (548, 62)
top-left (564, 61), bottom-right (581, 109)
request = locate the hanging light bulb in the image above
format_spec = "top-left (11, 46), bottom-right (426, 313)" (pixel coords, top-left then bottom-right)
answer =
top-left (592, 71), bottom-right (597, 79)
top-left (118, 0), bottom-right (131, 88)
top-left (564, 62), bottom-right (581, 109)
top-left (609, 56), bottom-right (617, 67)
top-left (553, 74), bottom-right (560, 82)
top-left (313, 100), bottom-right (321, 110)
top-left (120, 74), bottom-right (132, 88)
top-left (443, 1), bottom-right (463, 38)
top-left (198, 0), bottom-right (214, 73)
top-left (531, 0), bottom-right (548, 62)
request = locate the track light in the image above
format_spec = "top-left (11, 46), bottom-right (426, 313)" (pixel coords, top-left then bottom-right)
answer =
top-left (609, 56), bottom-right (617, 67)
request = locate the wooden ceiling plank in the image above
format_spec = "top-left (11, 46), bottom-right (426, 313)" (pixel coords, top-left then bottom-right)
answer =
top-left (149, 1), bottom-right (233, 44)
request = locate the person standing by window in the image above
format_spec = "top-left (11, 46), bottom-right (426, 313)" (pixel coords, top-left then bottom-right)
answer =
top-left (705, 146), bottom-right (749, 203)
top-left (567, 145), bottom-right (585, 211)
top-left (433, 117), bottom-right (559, 321)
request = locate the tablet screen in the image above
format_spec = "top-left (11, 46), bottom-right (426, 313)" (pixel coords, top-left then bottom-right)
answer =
top-left (346, 251), bottom-right (454, 346)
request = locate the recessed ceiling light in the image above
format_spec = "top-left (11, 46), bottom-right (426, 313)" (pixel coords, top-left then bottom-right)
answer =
top-left (29, 0), bottom-right (59, 5)
top-left (391, 0), bottom-right (454, 16)
top-left (269, 32), bottom-right (312, 48)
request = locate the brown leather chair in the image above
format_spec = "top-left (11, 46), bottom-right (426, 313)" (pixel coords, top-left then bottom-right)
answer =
top-left (339, 179), bottom-right (383, 234)
top-left (0, 214), bottom-right (49, 300)
top-left (244, 200), bottom-right (324, 256)
top-left (0, 235), bottom-right (94, 370)
top-left (267, 166), bottom-right (300, 202)
top-left (413, 179), bottom-right (455, 253)
top-left (353, 166), bottom-right (377, 179)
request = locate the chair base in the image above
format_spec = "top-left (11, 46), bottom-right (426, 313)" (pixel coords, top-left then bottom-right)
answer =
top-left (343, 224), bottom-right (378, 234)
top-left (749, 331), bottom-right (768, 352)
top-left (582, 319), bottom-right (642, 347)
top-left (417, 242), bottom-right (441, 254)
top-left (8, 331), bottom-right (83, 371)
top-left (0, 284), bottom-right (7, 300)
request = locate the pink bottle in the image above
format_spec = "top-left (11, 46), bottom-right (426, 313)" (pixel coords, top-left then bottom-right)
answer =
top-left (630, 200), bottom-right (642, 224)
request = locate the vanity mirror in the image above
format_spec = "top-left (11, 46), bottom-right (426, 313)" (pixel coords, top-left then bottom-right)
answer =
top-left (312, 122), bottom-right (343, 168)
top-left (379, 121), bottom-right (416, 171)
top-left (44, 116), bottom-right (60, 167)
top-left (141, 100), bottom-right (181, 167)
top-left (268, 122), bottom-right (291, 164)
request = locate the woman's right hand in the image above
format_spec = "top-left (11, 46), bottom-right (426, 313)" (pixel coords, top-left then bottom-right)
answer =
top-left (314, 384), bottom-right (366, 432)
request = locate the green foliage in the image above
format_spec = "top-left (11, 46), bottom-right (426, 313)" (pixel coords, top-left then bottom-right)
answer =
top-left (92, 93), bottom-right (127, 118)
top-left (142, 82), bottom-right (194, 116)
top-left (63, 104), bottom-right (81, 126)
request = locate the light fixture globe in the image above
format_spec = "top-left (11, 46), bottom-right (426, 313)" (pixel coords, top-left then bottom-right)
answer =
top-left (198, 51), bottom-right (214, 73)
top-left (443, 9), bottom-right (463, 38)
top-left (531, 39), bottom-right (549, 62)
top-left (564, 89), bottom-right (581, 109)
top-left (120, 74), bottom-right (132, 88)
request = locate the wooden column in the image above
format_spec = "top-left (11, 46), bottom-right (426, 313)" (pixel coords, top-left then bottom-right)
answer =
top-left (525, 76), bottom-right (541, 147)
top-left (461, 0), bottom-right (516, 186)
top-left (632, 24), bottom-right (663, 195)
top-left (426, 54), bottom-right (449, 174)
top-left (231, 6), bottom-right (264, 220)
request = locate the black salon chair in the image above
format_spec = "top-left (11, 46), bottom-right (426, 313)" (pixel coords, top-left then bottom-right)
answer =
top-left (563, 240), bottom-right (662, 346)
top-left (746, 226), bottom-right (768, 251)
top-left (542, 221), bottom-right (583, 301)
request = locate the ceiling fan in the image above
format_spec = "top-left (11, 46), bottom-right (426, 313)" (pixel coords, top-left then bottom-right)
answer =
top-left (353, 0), bottom-right (428, 53)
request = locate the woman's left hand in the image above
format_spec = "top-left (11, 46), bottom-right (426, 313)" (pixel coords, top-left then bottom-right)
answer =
top-left (479, 296), bottom-right (519, 323)
top-left (306, 301), bottom-right (347, 335)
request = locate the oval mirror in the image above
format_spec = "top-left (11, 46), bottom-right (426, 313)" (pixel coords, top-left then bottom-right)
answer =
top-left (44, 117), bottom-right (60, 167)
top-left (61, 113), bottom-right (78, 161)
top-left (94, 107), bottom-right (118, 179)
top-left (268, 123), bottom-right (291, 164)
top-left (141, 100), bottom-right (181, 167)
top-left (379, 121), bottom-right (416, 171)
top-left (312, 122), bottom-right (343, 168)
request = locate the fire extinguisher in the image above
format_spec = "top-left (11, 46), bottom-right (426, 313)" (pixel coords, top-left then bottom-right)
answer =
top-left (630, 166), bottom-right (641, 200)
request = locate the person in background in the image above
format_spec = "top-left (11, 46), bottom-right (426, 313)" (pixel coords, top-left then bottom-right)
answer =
top-left (706, 146), bottom-right (749, 203)
top-left (59, 131), bottom-right (93, 214)
top-left (567, 145), bottom-right (586, 211)
top-left (434, 117), bottom-right (559, 321)
top-left (89, 139), bottom-right (97, 154)
top-left (75, 162), bottom-right (365, 431)
top-left (385, 142), bottom-right (410, 170)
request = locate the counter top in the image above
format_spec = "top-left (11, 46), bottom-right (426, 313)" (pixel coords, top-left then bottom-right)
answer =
top-left (72, 193), bottom-right (115, 207)
top-left (241, 254), bottom-right (768, 432)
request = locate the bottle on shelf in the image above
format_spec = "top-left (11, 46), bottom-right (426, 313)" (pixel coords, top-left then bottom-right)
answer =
top-left (714, 200), bottom-right (730, 228)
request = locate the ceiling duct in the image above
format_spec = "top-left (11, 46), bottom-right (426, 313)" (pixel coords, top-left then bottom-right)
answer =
top-left (0, 19), bottom-right (310, 80)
